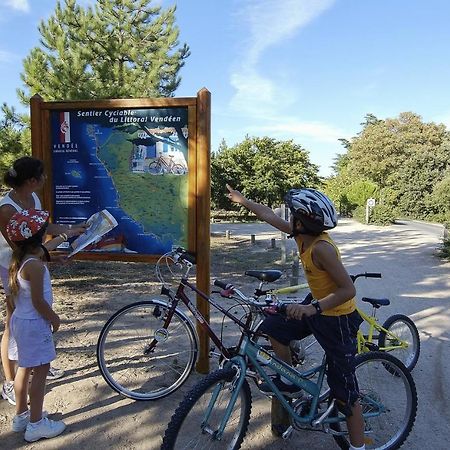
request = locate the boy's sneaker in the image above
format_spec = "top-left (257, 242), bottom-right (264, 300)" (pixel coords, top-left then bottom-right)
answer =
top-left (12, 410), bottom-right (48, 432)
top-left (1, 381), bottom-right (16, 405)
top-left (24, 417), bottom-right (66, 442)
top-left (258, 375), bottom-right (303, 398)
top-left (47, 366), bottom-right (65, 380)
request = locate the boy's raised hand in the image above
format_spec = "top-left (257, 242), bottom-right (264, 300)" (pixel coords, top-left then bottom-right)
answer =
top-left (226, 184), bottom-right (245, 204)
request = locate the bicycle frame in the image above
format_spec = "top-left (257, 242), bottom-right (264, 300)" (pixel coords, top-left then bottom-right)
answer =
top-left (154, 276), bottom-right (255, 360)
top-left (357, 308), bottom-right (410, 354)
top-left (205, 335), bottom-right (384, 440)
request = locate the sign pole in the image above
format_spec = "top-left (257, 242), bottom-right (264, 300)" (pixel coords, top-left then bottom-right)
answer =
top-left (195, 88), bottom-right (211, 374)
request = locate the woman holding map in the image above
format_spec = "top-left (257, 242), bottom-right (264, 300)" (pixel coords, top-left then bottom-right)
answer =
top-left (0, 156), bottom-right (85, 406)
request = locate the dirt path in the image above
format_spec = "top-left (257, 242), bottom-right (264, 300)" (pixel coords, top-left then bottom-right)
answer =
top-left (0, 219), bottom-right (449, 448)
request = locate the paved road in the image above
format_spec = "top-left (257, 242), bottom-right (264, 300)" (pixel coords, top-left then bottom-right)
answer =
top-left (212, 219), bottom-right (450, 448)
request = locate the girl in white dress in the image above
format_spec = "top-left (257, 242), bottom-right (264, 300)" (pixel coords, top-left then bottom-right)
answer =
top-left (6, 208), bottom-right (67, 442)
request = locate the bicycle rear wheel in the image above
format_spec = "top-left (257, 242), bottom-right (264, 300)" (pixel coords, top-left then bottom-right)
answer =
top-left (332, 351), bottom-right (417, 450)
top-left (97, 300), bottom-right (198, 400)
top-left (161, 367), bottom-right (252, 449)
top-left (378, 314), bottom-right (420, 372)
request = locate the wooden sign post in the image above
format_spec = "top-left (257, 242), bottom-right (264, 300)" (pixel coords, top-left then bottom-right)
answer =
top-left (31, 89), bottom-right (211, 372)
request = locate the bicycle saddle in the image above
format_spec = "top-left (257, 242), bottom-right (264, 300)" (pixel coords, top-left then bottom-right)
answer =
top-left (361, 297), bottom-right (390, 308)
top-left (244, 270), bottom-right (282, 282)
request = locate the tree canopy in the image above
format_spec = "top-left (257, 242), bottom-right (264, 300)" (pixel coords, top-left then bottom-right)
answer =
top-left (211, 136), bottom-right (320, 210)
top-left (18, 0), bottom-right (190, 103)
top-left (0, 104), bottom-right (30, 178)
top-left (326, 112), bottom-right (450, 223)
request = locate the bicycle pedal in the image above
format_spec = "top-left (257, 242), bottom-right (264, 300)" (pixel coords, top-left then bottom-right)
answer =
top-left (282, 426), bottom-right (294, 440)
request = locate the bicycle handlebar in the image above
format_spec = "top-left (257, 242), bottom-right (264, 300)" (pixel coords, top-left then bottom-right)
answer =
top-left (173, 248), bottom-right (196, 265)
top-left (214, 279), bottom-right (233, 290)
top-left (351, 272), bottom-right (382, 282)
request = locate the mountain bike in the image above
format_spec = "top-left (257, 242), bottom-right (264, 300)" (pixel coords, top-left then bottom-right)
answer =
top-left (160, 302), bottom-right (418, 450)
top-left (276, 273), bottom-right (420, 372)
top-left (96, 248), bottom-right (285, 401)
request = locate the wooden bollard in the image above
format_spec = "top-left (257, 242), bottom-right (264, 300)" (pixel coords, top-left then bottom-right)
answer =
top-left (271, 397), bottom-right (291, 437)
top-left (280, 238), bottom-right (286, 264)
top-left (290, 254), bottom-right (299, 286)
top-left (251, 234), bottom-right (256, 244)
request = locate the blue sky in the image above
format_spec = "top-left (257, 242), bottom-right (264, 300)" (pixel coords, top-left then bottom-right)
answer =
top-left (1, 0), bottom-right (450, 176)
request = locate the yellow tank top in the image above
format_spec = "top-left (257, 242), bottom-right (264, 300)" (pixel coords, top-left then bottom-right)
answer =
top-left (297, 232), bottom-right (355, 317)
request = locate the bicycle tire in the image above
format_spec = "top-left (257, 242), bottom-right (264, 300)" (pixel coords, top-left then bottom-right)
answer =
top-left (161, 367), bottom-right (252, 450)
top-left (97, 300), bottom-right (198, 400)
top-left (172, 164), bottom-right (186, 175)
top-left (331, 351), bottom-right (417, 450)
top-left (378, 314), bottom-right (420, 372)
top-left (148, 160), bottom-right (162, 174)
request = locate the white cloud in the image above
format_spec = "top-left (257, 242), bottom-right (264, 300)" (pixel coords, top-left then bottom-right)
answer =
top-left (250, 119), bottom-right (349, 144)
top-left (4, 0), bottom-right (30, 12)
top-left (230, 0), bottom-right (335, 114)
top-left (0, 49), bottom-right (17, 63)
top-left (240, 0), bottom-right (335, 65)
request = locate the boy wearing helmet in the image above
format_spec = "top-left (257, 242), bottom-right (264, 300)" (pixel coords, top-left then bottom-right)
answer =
top-left (226, 184), bottom-right (366, 450)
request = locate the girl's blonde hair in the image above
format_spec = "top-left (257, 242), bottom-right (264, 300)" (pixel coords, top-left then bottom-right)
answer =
top-left (8, 241), bottom-right (43, 300)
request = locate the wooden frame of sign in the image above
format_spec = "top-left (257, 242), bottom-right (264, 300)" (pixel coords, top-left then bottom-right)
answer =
top-left (30, 89), bottom-right (211, 372)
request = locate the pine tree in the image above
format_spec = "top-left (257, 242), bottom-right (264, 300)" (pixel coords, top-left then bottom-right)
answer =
top-left (18, 0), bottom-right (190, 103)
top-left (0, 104), bottom-right (30, 178)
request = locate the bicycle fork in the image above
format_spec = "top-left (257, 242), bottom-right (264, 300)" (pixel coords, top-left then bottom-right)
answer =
top-left (201, 361), bottom-right (246, 441)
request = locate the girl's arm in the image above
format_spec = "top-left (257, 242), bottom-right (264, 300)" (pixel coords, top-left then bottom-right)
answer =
top-left (44, 224), bottom-right (87, 252)
top-left (47, 222), bottom-right (86, 238)
top-left (24, 260), bottom-right (60, 332)
top-left (226, 184), bottom-right (291, 234)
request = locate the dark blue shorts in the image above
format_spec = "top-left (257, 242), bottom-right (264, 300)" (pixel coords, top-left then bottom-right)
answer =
top-left (259, 310), bottom-right (363, 409)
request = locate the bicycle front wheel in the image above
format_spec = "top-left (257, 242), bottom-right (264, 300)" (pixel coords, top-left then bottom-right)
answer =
top-left (97, 300), bottom-right (198, 400)
top-left (378, 314), bottom-right (420, 371)
top-left (172, 164), bottom-right (186, 175)
top-left (161, 367), bottom-right (252, 450)
top-left (333, 351), bottom-right (417, 450)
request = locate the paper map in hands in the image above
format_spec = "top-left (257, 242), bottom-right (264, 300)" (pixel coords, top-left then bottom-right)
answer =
top-left (68, 209), bottom-right (118, 257)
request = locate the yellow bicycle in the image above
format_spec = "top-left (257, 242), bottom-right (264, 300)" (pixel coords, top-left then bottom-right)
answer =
top-left (270, 272), bottom-right (420, 372)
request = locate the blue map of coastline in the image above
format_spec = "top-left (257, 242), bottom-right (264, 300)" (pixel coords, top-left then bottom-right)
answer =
top-left (52, 118), bottom-right (172, 255)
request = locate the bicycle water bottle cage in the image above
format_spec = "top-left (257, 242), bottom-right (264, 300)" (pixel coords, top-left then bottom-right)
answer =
top-left (361, 297), bottom-right (390, 308)
top-left (245, 270), bottom-right (282, 282)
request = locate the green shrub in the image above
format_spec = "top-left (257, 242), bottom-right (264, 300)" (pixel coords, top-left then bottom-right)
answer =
top-left (350, 204), bottom-right (396, 226)
top-left (369, 204), bottom-right (397, 225)
top-left (351, 206), bottom-right (366, 223)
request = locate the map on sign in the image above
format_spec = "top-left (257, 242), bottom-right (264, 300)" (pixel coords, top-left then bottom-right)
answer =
top-left (50, 107), bottom-right (189, 256)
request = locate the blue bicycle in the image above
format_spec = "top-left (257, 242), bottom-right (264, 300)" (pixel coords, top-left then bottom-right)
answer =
top-left (161, 303), bottom-right (417, 449)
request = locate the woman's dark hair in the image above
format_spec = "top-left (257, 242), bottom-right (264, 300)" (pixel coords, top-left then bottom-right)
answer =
top-left (3, 157), bottom-right (44, 189)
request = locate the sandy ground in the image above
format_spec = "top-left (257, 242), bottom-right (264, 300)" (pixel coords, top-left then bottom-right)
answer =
top-left (0, 218), bottom-right (449, 449)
